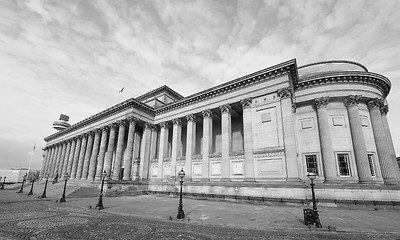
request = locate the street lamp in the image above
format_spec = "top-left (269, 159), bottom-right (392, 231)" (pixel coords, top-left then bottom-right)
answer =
top-left (40, 174), bottom-right (50, 199)
top-left (27, 178), bottom-right (35, 196)
top-left (59, 172), bottom-right (70, 203)
top-left (17, 174), bottom-right (27, 193)
top-left (176, 168), bottom-right (185, 219)
top-left (0, 176), bottom-right (5, 190)
top-left (95, 170), bottom-right (107, 210)
top-left (306, 172), bottom-right (322, 228)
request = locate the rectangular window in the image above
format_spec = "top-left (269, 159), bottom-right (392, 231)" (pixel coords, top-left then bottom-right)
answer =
top-left (305, 154), bottom-right (318, 175)
top-left (367, 154), bottom-right (376, 176)
top-left (337, 153), bottom-right (351, 176)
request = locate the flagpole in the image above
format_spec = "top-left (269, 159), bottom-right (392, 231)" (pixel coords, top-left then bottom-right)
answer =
top-left (27, 144), bottom-right (36, 176)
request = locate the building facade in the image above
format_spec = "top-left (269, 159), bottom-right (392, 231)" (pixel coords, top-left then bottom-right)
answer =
top-left (41, 59), bottom-right (400, 201)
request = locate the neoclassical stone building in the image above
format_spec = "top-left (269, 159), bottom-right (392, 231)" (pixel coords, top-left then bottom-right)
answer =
top-left (41, 59), bottom-right (400, 201)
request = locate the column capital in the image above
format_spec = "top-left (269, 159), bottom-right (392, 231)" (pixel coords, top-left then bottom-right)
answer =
top-left (159, 121), bottom-right (169, 129)
top-left (95, 128), bottom-right (102, 134)
top-left (313, 97), bottom-right (329, 109)
top-left (186, 114), bottom-right (196, 122)
top-left (277, 88), bottom-right (293, 99)
top-left (150, 124), bottom-right (158, 132)
top-left (71, 136), bottom-right (77, 141)
top-left (101, 125), bottom-right (109, 132)
top-left (240, 98), bottom-right (252, 109)
top-left (380, 105), bottom-right (389, 115)
top-left (219, 104), bottom-right (232, 114)
top-left (172, 118), bottom-right (182, 126)
top-left (76, 135), bottom-right (82, 140)
top-left (82, 132), bottom-right (88, 138)
top-left (344, 95), bottom-right (362, 108)
top-left (88, 131), bottom-right (95, 136)
top-left (201, 109), bottom-right (213, 118)
top-left (367, 98), bottom-right (384, 110)
top-left (144, 122), bottom-right (153, 129)
top-left (127, 116), bottom-right (137, 123)
top-left (109, 123), bottom-right (118, 130)
top-left (67, 138), bottom-right (72, 143)
top-left (117, 119), bottom-right (126, 126)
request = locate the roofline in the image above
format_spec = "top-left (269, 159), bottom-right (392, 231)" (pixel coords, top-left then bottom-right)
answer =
top-left (298, 60), bottom-right (368, 72)
top-left (136, 85), bottom-right (184, 101)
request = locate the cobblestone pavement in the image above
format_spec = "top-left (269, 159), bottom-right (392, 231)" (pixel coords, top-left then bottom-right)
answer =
top-left (1, 190), bottom-right (400, 240)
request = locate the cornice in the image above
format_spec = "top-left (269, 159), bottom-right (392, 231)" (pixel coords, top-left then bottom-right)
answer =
top-left (44, 98), bottom-right (155, 142)
top-left (156, 59), bottom-right (298, 115)
top-left (296, 71), bottom-right (391, 97)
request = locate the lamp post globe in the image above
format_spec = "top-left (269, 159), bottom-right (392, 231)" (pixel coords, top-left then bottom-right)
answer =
top-left (59, 172), bottom-right (70, 203)
top-left (40, 174), bottom-right (50, 199)
top-left (96, 170), bottom-right (107, 210)
top-left (177, 168), bottom-right (185, 219)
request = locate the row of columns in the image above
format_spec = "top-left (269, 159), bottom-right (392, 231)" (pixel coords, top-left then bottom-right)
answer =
top-left (314, 95), bottom-right (399, 184)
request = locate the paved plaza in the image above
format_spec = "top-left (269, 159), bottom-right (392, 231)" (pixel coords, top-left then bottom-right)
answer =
top-left (0, 183), bottom-right (400, 239)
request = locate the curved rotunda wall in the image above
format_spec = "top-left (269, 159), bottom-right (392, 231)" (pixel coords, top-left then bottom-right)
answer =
top-left (297, 60), bottom-right (368, 79)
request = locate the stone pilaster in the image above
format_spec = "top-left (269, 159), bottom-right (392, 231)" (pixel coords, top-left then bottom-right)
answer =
top-left (345, 95), bottom-right (373, 183)
top-left (112, 120), bottom-right (126, 180)
top-left (61, 139), bottom-right (72, 177)
top-left (380, 105), bottom-right (400, 182)
top-left (67, 138), bottom-right (76, 175)
top-left (314, 97), bottom-right (337, 182)
top-left (149, 125), bottom-right (158, 180)
top-left (70, 136), bottom-right (82, 179)
top-left (220, 104), bottom-right (232, 181)
top-left (132, 131), bottom-right (141, 180)
top-left (95, 126), bottom-right (109, 180)
top-left (104, 123), bottom-right (117, 178)
top-left (201, 109), bottom-right (213, 181)
top-left (82, 131), bottom-right (94, 180)
top-left (88, 128), bottom-right (101, 181)
top-left (185, 114), bottom-right (196, 181)
top-left (368, 99), bottom-right (398, 184)
top-left (139, 123), bottom-right (152, 181)
top-left (241, 98), bottom-right (255, 181)
top-left (157, 122), bottom-right (169, 181)
top-left (123, 117), bottom-right (137, 180)
top-left (278, 88), bottom-right (299, 181)
top-left (171, 118), bottom-right (182, 181)
top-left (76, 133), bottom-right (88, 179)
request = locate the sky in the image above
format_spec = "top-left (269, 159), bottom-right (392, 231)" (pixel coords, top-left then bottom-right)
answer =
top-left (0, 0), bottom-right (399, 171)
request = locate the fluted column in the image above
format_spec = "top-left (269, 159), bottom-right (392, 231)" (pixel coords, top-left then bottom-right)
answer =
top-left (185, 114), bottom-right (196, 181)
top-left (70, 136), bottom-right (82, 179)
top-left (220, 104), bottom-right (232, 181)
top-left (76, 133), bottom-right (88, 179)
top-left (55, 142), bottom-right (65, 176)
top-left (157, 122), bottom-right (169, 181)
top-left (368, 99), bottom-right (397, 184)
top-left (123, 117), bottom-right (137, 180)
top-left (171, 118), bottom-right (182, 181)
top-left (104, 123), bottom-right (117, 178)
top-left (88, 129), bottom-right (101, 181)
top-left (95, 126), bottom-right (109, 180)
top-left (201, 110), bottom-right (213, 181)
top-left (54, 143), bottom-right (63, 177)
top-left (61, 140), bottom-right (72, 177)
top-left (82, 131), bottom-right (95, 180)
top-left (67, 138), bottom-right (76, 175)
top-left (278, 88), bottom-right (299, 181)
top-left (380, 105), bottom-right (400, 181)
top-left (345, 95), bottom-right (373, 183)
top-left (50, 144), bottom-right (60, 176)
top-left (241, 98), bottom-right (255, 181)
top-left (59, 141), bottom-right (69, 178)
top-left (139, 123), bottom-right (152, 181)
top-left (113, 120), bottom-right (126, 180)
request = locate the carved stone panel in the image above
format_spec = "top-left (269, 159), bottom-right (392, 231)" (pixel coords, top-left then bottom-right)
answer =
top-left (192, 163), bottom-right (202, 176)
top-left (210, 162), bottom-right (221, 176)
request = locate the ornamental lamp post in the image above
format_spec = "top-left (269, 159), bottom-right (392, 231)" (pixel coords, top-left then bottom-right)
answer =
top-left (307, 172), bottom-right (322, 228)
top-left (17, 174), bottom-right (27, 193)
top-left (176, 168), bottom-right (185, 220)
top-left (27, 178), bottom-right (35, 196)
top-left (40, 174), bottom-right (50, 199)
top-left (95, 170), bottom-right (107, 210)
top-left (0, 176), bottom-right (5, 190)
top-left (59, 172), bottom-right (70, 203)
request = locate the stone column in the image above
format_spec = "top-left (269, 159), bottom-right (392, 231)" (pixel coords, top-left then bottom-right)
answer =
top-left (113, 120), bottom-right (126, 180)
top-left (171, 118), bottom-right (182, 181)
top-left (61, 139), bottom-right (72, 177)
top-left (55, 142), bottom-right (65, 177)
top-left (149, 125), bottom-right (159, 179)
top-left (380, 105), bottom-right (400, 181)
top-left (95, 126), bottom-right (109, 180)
top-left (82, 131), bottom-right (94, 180)
top-left (52, 144), bottom-right (61, 176)
top-left (368, 99), bottom-right (397, 184)
top-left (220, 104), bottom-right (232, 181)
top-left (157, 122), bottom-right (169, 181)
top-left (201, 109), bottom-right (213, 181)
top-left (132, 131), bottom-right (141, 180)
top-left (88, 128), bottom-right (101, 181)
top-left (41, 148), bottom-right (49, 178)
top-left (104, 123), bottom-right (117, 178)
top-left (43, 146), bottom-right (53, 176)
top-left (67, 138), bottom-right (76, 175)
top-left (241, 98), bottom-right (255, 181)
top-left (345, 95), bottom-right (373, 183)
top-left (76, 133), bottom-right (88, 179)
top-left (185, 114), bottom-right (196, 181)
top-left (123, 117), bottom-right (137, 180)
top-left (278, 88), bottom-right (299, 181)
top-left (59, 141), bottom-right (69, 178)
top-left (314, 97), bottom-right (337, 182)
top-left (70, 136), bottom-right (82, 179)
top-left (139, 123), bottom-right (152, 181)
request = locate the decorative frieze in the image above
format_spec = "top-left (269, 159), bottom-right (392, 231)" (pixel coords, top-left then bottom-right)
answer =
top-left (344, 95), bottom-right (362, 107)
top-left (277, 88), bottom-right (293, 99)
top-left (253, 150), bottom-right (285, 159)
top-left (240, 98), bottom-right (252, 109)
top-left (201, 109), bottom-right (213, 118)
top-left (219, 104), bottom-right (232, 114)
top-left (313, 97), bottom-right (329, 109)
